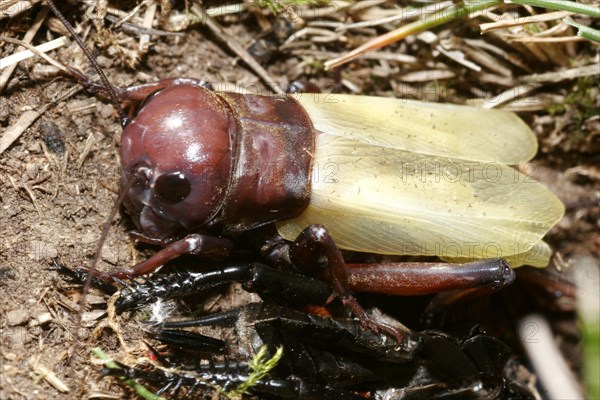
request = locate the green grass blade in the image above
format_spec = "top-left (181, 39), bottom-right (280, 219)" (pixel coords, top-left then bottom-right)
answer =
top-left (564, 18), bottom-right (600, 42)
top-left (509, 0), bottom-right (600, 18)
top-left (91, 348), bottom-right (166, 400)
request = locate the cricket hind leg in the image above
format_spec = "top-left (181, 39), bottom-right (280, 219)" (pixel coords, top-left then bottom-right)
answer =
top-left (267, 224), bottom-right (515, 340)
top-left (286, 224), bottom-right (411, 340)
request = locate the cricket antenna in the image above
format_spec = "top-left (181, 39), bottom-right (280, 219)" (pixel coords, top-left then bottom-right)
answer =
top-left (44, 0), bottom-right (136, 358)
top-left (45, 0), bottom-right (128, 126)
top-left (68, 174), bottom-right (138, 363)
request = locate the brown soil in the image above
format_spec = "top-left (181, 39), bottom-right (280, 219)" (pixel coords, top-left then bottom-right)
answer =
top-left (1, 2), bottom-right (598, 399)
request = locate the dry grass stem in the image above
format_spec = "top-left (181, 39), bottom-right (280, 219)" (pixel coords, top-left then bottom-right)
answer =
top-left (0, 36), bottom-right (68, 70)
top-left (480, 10), bottom-right (574, 32)
top-left (139, 1), bottom-right (157, 51)
top-left (520, 64), bottom-right (600, 83)
top-left (0, 5), bottom-right (48, 90)
top-left (29, 356), bottom-right (71, 393)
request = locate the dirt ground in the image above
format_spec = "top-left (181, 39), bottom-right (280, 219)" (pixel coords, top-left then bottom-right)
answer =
top-left (1, 1), bottom-right (599, 399)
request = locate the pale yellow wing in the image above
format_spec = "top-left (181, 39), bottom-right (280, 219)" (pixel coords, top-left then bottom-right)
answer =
top-left (277, 134), bottom-right (564, 267)
top-left (295, 94), bottom-right (537, 164)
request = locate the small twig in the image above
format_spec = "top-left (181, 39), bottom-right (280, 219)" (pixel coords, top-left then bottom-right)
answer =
top-left (111, 1), bottom-right (144, 28)
top-left (507, 35), bottom-right (585, 43)
top-left (105, 15), bottom-right (185, 37)
top-left (0, 85), bottom-right (81, 155)
top-left (0, 110), bottom-right (40, 155)
top-left (480, 10), bottom-right (574, 33)
top-left (519, 64), bottom-right (600, 83)
top-left (77, 131), bottom-right (96, 169)
top-left (29, 356), bottom-right (70, 393)
top-left (461, 44), bottom-right (512, 77)
top-left (479, 83), bottom-right (541, 109)
top-left (0, 5), bottom-right (49, 91)
top-left (435, 45), bottom-right (482, 72)
top-left (398, 69), bottom-right (456, 82)
top-left (335, 7), bottom-right (412, 31)
top-left (139, 1), bottom-right (157, 51)
top-left (533, 21), bottom-right (572, 37)
top-left (0, 0), bottom-right (40, 19)
top-left (292, 48), bottom-right (418, 64)
top-left (190, 4), bottom-right (285, 95)
top-left (0, 36), bottom-right (69, 71)
top-left (22, 182), bottom-right (43, 217)
top-left (282, 27), bottom-right (345, 47)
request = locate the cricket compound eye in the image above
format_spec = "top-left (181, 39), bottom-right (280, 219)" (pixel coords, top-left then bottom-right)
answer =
top-left (154, 172), bottom-right (191, 204)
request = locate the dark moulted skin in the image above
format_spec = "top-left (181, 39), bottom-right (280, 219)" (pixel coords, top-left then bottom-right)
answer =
top-left (120, 84), bottom-right (315, 242)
